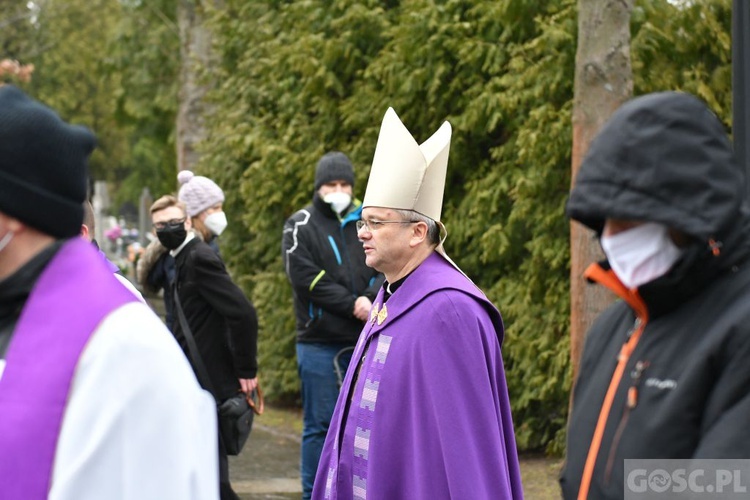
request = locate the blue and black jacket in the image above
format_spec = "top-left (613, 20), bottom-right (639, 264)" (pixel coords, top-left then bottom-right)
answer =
top-left (282, 194), bottom-right (384, 344)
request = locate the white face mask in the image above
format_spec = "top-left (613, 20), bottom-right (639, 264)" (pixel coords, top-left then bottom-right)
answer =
top-left (600, 222), bottom-right (684, 289)
top-left (323, 192), bottom-right (352, 214)
top-left (0, 230), bottom-right (13, 254)
top-left (204, 211), bottom-right (228, 236)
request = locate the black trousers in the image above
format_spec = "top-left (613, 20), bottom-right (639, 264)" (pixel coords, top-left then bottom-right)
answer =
top-left (219, 431), bottom-right (241, 500)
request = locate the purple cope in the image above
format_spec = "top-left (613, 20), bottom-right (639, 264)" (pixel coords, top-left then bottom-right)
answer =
top-left (313, 252), bottom-right (523, 500)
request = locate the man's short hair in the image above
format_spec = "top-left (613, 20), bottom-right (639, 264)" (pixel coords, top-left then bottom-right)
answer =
top-left (150, 195), bottom-right (186, 216)
top-left (393, 209), bottom-right (441, 245)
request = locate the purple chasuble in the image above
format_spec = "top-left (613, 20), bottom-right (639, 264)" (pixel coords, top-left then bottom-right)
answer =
top-left (313, 252), bottom-right (524, 500)
top-left (0, 238), bottom-right (137, 498)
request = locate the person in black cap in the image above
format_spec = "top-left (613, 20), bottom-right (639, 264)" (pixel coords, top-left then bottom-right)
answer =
top-left (0, 85), bottom-right (219, 499)
top-left (282, 151), bottom-right (384, 499)
top-left (561, 92), bottom-right (750, 499)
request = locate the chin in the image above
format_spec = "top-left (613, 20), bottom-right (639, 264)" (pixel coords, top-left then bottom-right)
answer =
top-left (365, 255), bottom-right (378, 270)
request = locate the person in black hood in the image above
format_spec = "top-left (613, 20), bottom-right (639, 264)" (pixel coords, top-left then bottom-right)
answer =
top-left (561, 92), bottom-right (750, 499)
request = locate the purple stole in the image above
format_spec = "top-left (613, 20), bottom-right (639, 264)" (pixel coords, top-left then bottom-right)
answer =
top-left (0, 238), bottom-right (136, 498)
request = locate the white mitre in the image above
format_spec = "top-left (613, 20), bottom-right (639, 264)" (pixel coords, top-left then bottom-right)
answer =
top-left (363, 108), bottom-right (479, 282)
top-left (362, 107), bottom-right (451, 221)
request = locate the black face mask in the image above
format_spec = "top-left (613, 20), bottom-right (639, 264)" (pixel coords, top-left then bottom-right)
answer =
top-left (156, 224), bottom-right (187, 250)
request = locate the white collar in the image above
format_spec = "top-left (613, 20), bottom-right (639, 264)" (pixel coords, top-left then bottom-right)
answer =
top-left (170, 231), bottom-right (196, 257)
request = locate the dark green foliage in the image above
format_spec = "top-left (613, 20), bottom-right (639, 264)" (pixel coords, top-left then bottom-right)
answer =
top-left (632, 0), bottom-right (732, 119)
top-left (23, 0), bottom-right (128, 187)
top-left (2, 0), bottom-right (179, 211)
top-left (108, 0), bottom-right (181, 205)
top-left (8, 0), bottom-right (732, 454)
top-left (199, 0), bottom-right (579, 451)
top-left (198, 0), bottom-right (731, 454)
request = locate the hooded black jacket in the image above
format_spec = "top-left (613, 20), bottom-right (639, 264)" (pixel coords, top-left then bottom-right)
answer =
top-left (561, 92), bottom-right (750, 499)
top-left (282, 194), bottom-right (384, 344)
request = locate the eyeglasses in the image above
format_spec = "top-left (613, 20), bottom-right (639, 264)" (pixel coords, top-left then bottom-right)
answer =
top-left (153, 218), bottom-right (186, 230)
top-left (356, 219), bottom-right (418, 232)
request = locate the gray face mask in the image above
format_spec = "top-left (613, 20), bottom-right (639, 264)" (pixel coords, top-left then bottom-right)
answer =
top-left (0, 231), bottom-right (13, 254)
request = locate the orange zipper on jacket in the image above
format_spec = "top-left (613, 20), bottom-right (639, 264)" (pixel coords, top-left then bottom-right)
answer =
top-left (603, 359), bottom-right (648, 485)
top-left (577, 263), bottom-right (649, 500)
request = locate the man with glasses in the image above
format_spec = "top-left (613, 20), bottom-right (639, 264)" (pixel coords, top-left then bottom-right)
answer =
top-left (150, 194), bottom-right (258, 500)
top-left (282, 152), bottom-right (384, 500)
top-left (313, 109), bottom-right (523, 500)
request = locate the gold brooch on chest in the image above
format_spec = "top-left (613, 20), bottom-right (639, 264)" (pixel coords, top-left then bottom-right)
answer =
top-left (377, 304), bottom-right (388, 325)
top-left (370, 303), bottom-right (379, 324)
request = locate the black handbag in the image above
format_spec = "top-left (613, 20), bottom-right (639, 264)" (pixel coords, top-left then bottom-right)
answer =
top-left (218, 385), bottom-right (264, 455)
top-left (174, 288), bottom-right (263, 456)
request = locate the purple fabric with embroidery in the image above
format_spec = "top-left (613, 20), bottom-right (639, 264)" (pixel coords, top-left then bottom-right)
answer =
top-left (313, 252), bottom-right (523, 499)
top-left (0, 238), bottom-right (136, 498)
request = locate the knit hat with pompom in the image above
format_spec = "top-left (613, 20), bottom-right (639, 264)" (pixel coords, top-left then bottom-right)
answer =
top-left (177, 170), bottom-right (225, 217)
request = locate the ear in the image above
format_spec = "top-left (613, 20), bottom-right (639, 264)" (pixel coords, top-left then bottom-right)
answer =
top-left (409, 221), bottom-right (429, 248)
top-left (185, 217), bottom-right (193, 230)
top-left (80, 223), bottom-right (90, 240)
top-left (0, 213), bottom-right (24, 233)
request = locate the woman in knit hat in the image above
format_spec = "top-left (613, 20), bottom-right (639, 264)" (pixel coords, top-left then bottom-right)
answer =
top-left (178, 170), bottom-right (228, 245)
top-left (150, 186), bottom-right (258, 500)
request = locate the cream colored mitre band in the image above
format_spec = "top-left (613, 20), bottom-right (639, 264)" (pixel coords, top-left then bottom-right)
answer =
top-left (362, 107), bottom-right (451, 222)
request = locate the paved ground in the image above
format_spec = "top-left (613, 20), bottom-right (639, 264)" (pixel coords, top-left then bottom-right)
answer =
top-left (138, 290), bottom-right (303, 499)
top-left (230, 424), bottom-right (303, 500)
top-left (227, 420), bottom-right (563, 500)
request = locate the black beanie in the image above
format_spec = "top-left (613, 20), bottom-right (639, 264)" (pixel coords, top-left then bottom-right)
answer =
top-left (314, 152), bottom-right (355, 190)
top-left (0, 85), bottom-right (95, 238)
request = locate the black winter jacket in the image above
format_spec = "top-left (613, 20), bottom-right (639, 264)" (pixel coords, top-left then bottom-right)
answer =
top-left (282, 194), bottom-right (384, 344)
top-left (173, 236), bottom-right (258, 400)
top-left (561, 92), bottom-right (750, 499)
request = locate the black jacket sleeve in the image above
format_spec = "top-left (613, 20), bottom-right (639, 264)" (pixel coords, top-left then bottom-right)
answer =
top-left (194, 248), bottom-right (259, 379)
top-left (282, 216), bottom-right (356, 318)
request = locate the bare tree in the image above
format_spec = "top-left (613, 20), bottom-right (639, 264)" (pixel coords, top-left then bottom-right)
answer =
top-left (570, 0), bottom-right (634, 379)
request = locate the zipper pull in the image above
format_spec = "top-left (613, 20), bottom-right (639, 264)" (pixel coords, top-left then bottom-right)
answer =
top-left (627, 387), bottom-right (638, 409)
top-left (627, 360), bottom-right (649, 409)
top-left (626, 318), bottom-right (642, 339)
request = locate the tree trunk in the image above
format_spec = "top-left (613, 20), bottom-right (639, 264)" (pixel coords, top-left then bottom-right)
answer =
top-left (176, 0), bottom-right (214, 174)
top-left (734, 0), bottom-right (750, 196)
top-left (570, 0), bottom-right (634, 380)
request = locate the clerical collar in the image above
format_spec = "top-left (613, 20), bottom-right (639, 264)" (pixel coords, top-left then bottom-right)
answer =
top-left (383, 272), bottom-right (412, 302)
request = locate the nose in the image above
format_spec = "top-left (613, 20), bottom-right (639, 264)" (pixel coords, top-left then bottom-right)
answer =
top-left (357, 226), bottom-right (371, 241)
